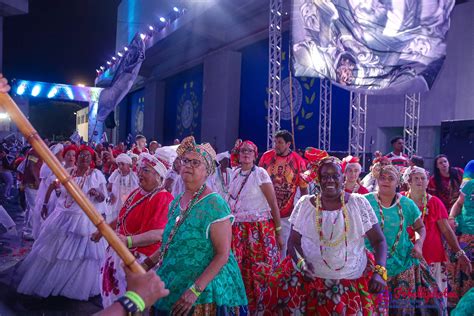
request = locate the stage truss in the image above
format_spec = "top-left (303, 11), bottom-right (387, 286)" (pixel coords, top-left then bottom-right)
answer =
top-left (403, 92), bottom-right (421, 157)
top-left (348, 92), bottom-right (368, 169)
top-left (318, 79), bottom-right (332, 151)
top-left (267, 0), bottom-right (283, 150)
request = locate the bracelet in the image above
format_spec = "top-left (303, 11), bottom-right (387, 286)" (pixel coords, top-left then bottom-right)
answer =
top-left (455, 249), bottom-right (466, 259)
top-left (189, 284), bottom-right (202, 298)
top-left (127, 236), bottom-right (133, 248)
top-left (124, 291), bottom-right (145, 312)
top-left (275, 226), bottom-right (282, 232)
top-left (374, 264), bottom-right (388, 281)
top-left (116, 295), bottom-right (138, 313)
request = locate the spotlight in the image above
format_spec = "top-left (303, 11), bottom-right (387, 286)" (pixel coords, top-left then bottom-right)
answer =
top-left (16, 82), bottom-right (27, 96)
top-left (47, 86), bottom-right (58, 98)
top-left (149, 25), bottom-right (154, 31)
top-left (124, 46), bottom-right (129, 51)
top-left (0, 113), bottom-right (9, 120)
top-left (100, 66), bottom-right (105, 70)
top-left (159, 17), bottom-right (166, 23)
top-left (107, 61), bottom-right (112, 65)
top-left (140, 33), bottom-right (146, 40)
top-left (173, 7), bottom-right (179, 12)
top-left (117, 52), bottom-right (123, 57)
top-left (31, 84), bottom-right (42, 97)
top-left (112, 56), bottom-right (117, 61)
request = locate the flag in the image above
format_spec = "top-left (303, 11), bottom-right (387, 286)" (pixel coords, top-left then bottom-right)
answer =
top-left (96, 33), bottom-right (146, 121)
top-left (70, 130), bottom-right (81, 144)
top-left (291, 0), bottom-right (455, 94)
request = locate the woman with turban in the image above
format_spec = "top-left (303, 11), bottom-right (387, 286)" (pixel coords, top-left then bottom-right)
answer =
top-left (341, 155), bottom-right (369, 194)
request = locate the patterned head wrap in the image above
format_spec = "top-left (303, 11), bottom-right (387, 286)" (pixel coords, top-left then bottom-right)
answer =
top-left (300, 147), bottom-right (341, 184)
top-left (376, 164), bottom-right (400, 183)
top-left (230, 140), bottom-right (258, 167)
top-left (138, 153), bottom-right (167, 178)
top-left (341, 155), bottom-right (360, 173)
top-left (402, 166), bottom-right (428, 184)
top-left (463, 160), bottom-right (474, 181)
top-left (176, 136), bottom-right (217, 176)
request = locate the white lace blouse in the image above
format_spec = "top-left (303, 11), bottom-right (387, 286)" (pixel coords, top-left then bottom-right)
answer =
top-left (226, 166), bottom-right (273, 223)
top-left (289, 194), bottom-right (378, 280)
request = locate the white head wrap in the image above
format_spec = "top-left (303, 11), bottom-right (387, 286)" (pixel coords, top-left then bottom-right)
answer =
top-left (402, 166), bottom-right (427, 184)
top-left (116, 153), bottom-right (132, 165)
top-left (50, 144), bottom-right (64, 155)
top-left (138, 153), bottom-right (167, 178)
top-left (154, 145), bottom-right (178, 169)
top-left (216, 151), bottom-right (230, 162)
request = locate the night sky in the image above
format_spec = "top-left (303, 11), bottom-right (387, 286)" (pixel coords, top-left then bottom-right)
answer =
top-left (3, 0), bottom-right (121, 87)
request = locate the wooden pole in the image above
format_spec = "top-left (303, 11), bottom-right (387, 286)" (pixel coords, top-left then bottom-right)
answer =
top-left (0, 93), bottom-right (145, 274)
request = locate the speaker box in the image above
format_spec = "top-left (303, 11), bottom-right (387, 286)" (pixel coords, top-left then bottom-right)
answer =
top-left (440, 120), bottom-right (474, 168)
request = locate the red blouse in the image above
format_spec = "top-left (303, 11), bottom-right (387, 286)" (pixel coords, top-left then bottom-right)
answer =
top-left (345, 183), bottom-right (369, 195)
top-left (117, 189), bottom-right (173, 256)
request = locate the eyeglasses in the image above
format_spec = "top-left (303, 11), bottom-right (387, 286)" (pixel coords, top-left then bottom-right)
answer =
top-left (320, 174), bottom-right (341, 181)
top-left (239, 148), bottom-right (254, 154)
top-left (78, 152), bottom-right (91, 158)
top-left (181, 158), bottom-right (202, 168)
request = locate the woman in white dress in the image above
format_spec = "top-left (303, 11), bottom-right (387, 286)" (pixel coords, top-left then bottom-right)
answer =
top-left (106, 153), bottom-right (139, 222)
top-left (17, 145), bottom-right (108, 301)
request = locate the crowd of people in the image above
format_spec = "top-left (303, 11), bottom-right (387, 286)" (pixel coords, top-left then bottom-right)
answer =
top-left (0, 76), bottom-right (472, 315)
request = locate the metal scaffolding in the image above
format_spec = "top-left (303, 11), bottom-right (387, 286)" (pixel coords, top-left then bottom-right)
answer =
top-left (348, 92), bottom-right (368, 169)
top-left (267, 0), bottom-right (283, 150)
top-left (403, 93), bottom-right (421, 157)
top-left (318, 79), bottom-right (332, 151)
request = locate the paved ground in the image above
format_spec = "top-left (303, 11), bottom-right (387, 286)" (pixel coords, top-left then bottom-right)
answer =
top-left (0, 189), bottom-right (102, 315)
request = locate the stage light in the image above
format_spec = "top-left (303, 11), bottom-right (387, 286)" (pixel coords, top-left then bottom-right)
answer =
top-left (96, 69), bottom-right (100, 73)
top-left (0, 113), bottom-right (9, 120)
top-left (159, 17), bottom-right (166, 23)
top-left (31, 84), bottom-right (42, 97)
top-left (64, 87), bottom-right (74, 100)
top-left (173, 7), bottom-right (179, 12)
top-left (47, 86), bottom-right (58, 98)
top-left (117, 52), bottom-right (123, 57)
top-left (112, 56), bottom-right (117, 61)
top-left (16, 82), bottom-right (27, 96)
top-left (124, 46), bottom-right (129, 51)
top-left (77, 83), bottom-right (85, 87)
top-left (140, 33), bottom-right (146, 40)
top-left (100, 66), bottom-right (105, 70)
top-left (107, 61), bottom-right (112, 65)
top-left (149, 25), bottom-right (154, 31)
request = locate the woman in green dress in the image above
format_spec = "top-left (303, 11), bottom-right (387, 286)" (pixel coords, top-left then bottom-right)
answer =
top-left (144, 136), bottom-right (248, 315)
top-left (365, 165), bottom-right (445, 315)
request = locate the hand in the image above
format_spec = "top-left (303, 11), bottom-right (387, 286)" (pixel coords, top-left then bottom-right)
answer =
top-left (124, 265), bottom-right (169, 308)
top-left (0, 74), bottom-right (10, 93)
top-left (411, 242), bottom-right (424, 260)
top-left (41, 205), bottom-right (48, 219)
top-left (368, 273), bottom-right (386, 294)
top-left (91, 230), bottom-right (103, 242)
top-left (458, 254), bottom-right (472, 276)
top-left (276, 233), bottom-right (284, 250)
top-left (171, 289), bottom-right (199, 316)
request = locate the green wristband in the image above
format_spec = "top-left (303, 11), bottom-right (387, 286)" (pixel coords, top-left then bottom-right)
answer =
top-left (189, 284), bottom-right (202, 297)
top-left (125, 291), bottom-right (145, 312)
top-left (127, 236), bottom-right (133, 248)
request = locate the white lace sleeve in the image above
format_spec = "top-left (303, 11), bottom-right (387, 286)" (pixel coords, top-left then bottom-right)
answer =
top-left (289, 195), bottom-right (314, 236)
top-left (355, 195), bottom-right (379, 233)
top-left (256, 167), bottom-right (272, 186)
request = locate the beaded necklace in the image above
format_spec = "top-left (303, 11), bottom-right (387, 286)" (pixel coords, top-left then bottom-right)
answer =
top-left (376, 193), bottom-right (404, 258)
top-left (315, 193), bottom-right (350, 271)
top-left (116, 186), bottom-right (161, 234)
top-left (63, 167), bottom-right (92, 208)
top-left (406, 191), bottom-right (429, 220)
top-left (154, 184), bottom-right (206, 270)
top-left (228, 166), bottom-right (255, 202)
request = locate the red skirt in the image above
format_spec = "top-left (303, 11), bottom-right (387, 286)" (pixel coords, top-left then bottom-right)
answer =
top-left (232, 220), bottom-right (280, 314)
top-left (258, 253), bottom-right (381, 315)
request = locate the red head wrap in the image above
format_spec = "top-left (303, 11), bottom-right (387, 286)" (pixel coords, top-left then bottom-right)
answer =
top-left (341, 155), bottom-right (360, 173)
top-left (300, 147), bottom-right (329, 183)
top-left (62, 145), bottom-right (79, 158)
top-left (230, 140), bottom-right (258, 168)
top-left (77, 145), bottom-right (96, 168)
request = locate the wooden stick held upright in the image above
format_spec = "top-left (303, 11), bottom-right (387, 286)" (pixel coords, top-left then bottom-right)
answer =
top-left (0, 93), bottom-right (145, 274)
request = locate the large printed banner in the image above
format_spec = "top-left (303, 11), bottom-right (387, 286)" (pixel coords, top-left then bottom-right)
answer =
top-left (129, 89), bottom-right (145, 137)
top-left (291, 0), bottom-right (455, 94)
top-left (164, 65), bottom-right (203, 144)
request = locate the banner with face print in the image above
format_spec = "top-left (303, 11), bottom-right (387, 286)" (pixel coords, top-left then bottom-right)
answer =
top-left (292, 0), bottom-right (455, 94)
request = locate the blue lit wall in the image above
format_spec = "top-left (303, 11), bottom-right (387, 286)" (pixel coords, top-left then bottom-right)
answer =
top-left (128, 89), bottom-right (145, 137)
top-left (239, 32), bottom-right (350, 151)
